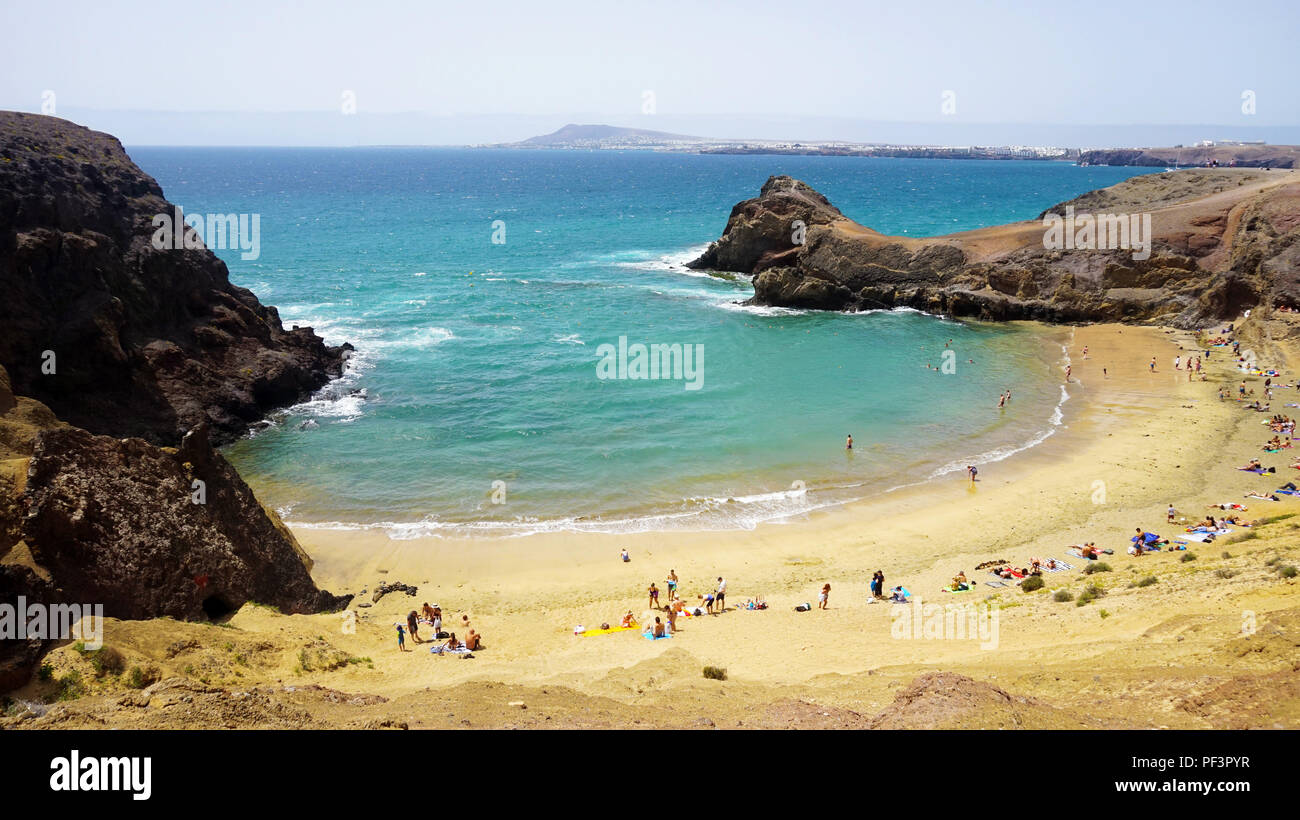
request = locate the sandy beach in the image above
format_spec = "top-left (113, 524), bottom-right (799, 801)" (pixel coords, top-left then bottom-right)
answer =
top-left (13, 318), bottom-right (1299, 729)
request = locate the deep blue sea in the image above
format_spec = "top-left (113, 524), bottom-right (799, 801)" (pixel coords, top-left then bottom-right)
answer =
top-left (127, 148), bottom-right (1156, 536)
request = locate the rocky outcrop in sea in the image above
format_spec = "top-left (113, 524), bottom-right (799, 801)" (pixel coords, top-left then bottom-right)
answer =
top-left (689, 172), bottom-right (1300, 326)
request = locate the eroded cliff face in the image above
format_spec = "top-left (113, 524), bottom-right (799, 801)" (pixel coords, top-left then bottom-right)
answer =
top-left (691, 171), bottom-right (1300, 326)
top-left (0, 111), bottom-right (351, 446)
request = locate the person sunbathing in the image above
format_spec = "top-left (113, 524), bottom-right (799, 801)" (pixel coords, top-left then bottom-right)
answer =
top-left (441, 633), bottom-right (462, 651)
top-left (1240, 459), bottom-right (1263, 471)
top-left (464, 629), bottom-right (482, 650)
top-left (1245, 490), bottom-right (1280, 500)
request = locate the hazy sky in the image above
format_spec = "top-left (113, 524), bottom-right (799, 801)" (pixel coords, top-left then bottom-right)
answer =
top-left (2, 0), bottom-right (1297, 145)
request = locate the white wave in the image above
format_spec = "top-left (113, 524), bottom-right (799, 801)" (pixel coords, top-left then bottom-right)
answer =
top-left (613, 244), bottom-right (712, 274)
top-left (553, 333), bottom-right (585, 345)
top-left (711, 301), bottom-right (810, 317)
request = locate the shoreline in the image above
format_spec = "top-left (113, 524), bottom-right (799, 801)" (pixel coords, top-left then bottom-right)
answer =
top-left (296, 322), bottom-right (1116, 598)
top-left (264, 317), bottom-right (1075, 540)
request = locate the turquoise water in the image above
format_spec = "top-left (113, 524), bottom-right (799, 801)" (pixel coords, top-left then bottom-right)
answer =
top-left (129, 148), bottom-right (1156, 535)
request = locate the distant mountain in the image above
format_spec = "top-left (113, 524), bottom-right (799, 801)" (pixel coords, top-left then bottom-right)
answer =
top-left (511, 123), bottom-right (706, 147)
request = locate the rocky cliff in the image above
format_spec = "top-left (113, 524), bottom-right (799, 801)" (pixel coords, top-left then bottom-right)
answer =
top-left (0, 113), bottom-right (355, 690)
top-left (689, 170), bottom-right (1300, 325)
top-left (0, 111), bottom-right (351, 447)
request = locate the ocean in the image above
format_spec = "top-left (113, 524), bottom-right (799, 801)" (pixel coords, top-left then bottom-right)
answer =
top-left (128, 147), bottom-right (1157, 536)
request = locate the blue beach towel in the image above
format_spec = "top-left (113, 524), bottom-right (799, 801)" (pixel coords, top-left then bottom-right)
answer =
top-left (643, 632), bottom-right (673, 640)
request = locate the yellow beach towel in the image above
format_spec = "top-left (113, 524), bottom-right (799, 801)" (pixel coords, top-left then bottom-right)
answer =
top-left (579, 626), bottom-right (638, 637)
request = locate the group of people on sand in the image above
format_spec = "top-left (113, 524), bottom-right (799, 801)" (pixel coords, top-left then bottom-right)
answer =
top-left (628, 572), bottom-right (731, 636)
top-left (1173, 354), bottom-right (1204, 376)
top-left (394, 602), bottom-right (482, 653)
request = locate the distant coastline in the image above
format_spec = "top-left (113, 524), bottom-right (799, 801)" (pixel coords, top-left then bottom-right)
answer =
top-left (484, 123), bottom-right (1300, 168)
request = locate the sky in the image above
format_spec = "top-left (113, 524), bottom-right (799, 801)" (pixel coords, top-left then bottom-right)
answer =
top-left (2, 0), bottom-right (1297, 146)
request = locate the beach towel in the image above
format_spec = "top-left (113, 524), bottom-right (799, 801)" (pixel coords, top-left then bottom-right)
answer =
top-left (1278, 489), bottom-right (1300, 495)
top-left (1239, 468), bottom-right (1269, 474)
top-left (579, 626), bottom-right (638, 637)
top-left (1182, 529), bottom-right (1230, 543)
top-left (643, 632), bottom-right (672, 640)
top-left (985, 581), bottom-right (1008, 588)
top-left (430, 645), bottom-right (472, 655)
top-left (941, 585), bottom-right (972, 593)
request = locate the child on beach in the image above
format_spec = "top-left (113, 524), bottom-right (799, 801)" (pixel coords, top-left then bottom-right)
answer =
top-left (818, 583), bottom-right (830, 609)
top-left (621, 548), bottom-right (630, 562)
top-left (1167, 504), bottom-right (1177, 523)
top-left (395, 624), bottom-right (407, 652)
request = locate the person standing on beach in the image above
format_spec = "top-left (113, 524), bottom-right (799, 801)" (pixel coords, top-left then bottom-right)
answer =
top-left (648, 582), bottom-right (659, 609)
top-left (1065, 365), bottom-right (1071, 382)
top-left (846, 434), bottom-right (853, 450)
top-left (1150, 357), bottom-right (1156, 372)
top-left (395, 623), bottom-right (407, 652)
top-left (1103, 367), bottom-right (1108, 379)
top-left (432, 605), bottom-right (442, 636)
top-left (967, 465), bottom-right (978, 485)
top-left (667, 569), bottom-right (678, 598)
top-left (407, 610), bottom-right (422, 644)
top-left (818, 583), bottom-right (831, 609)
top-left (715, 577), bottom-right (726, 611)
